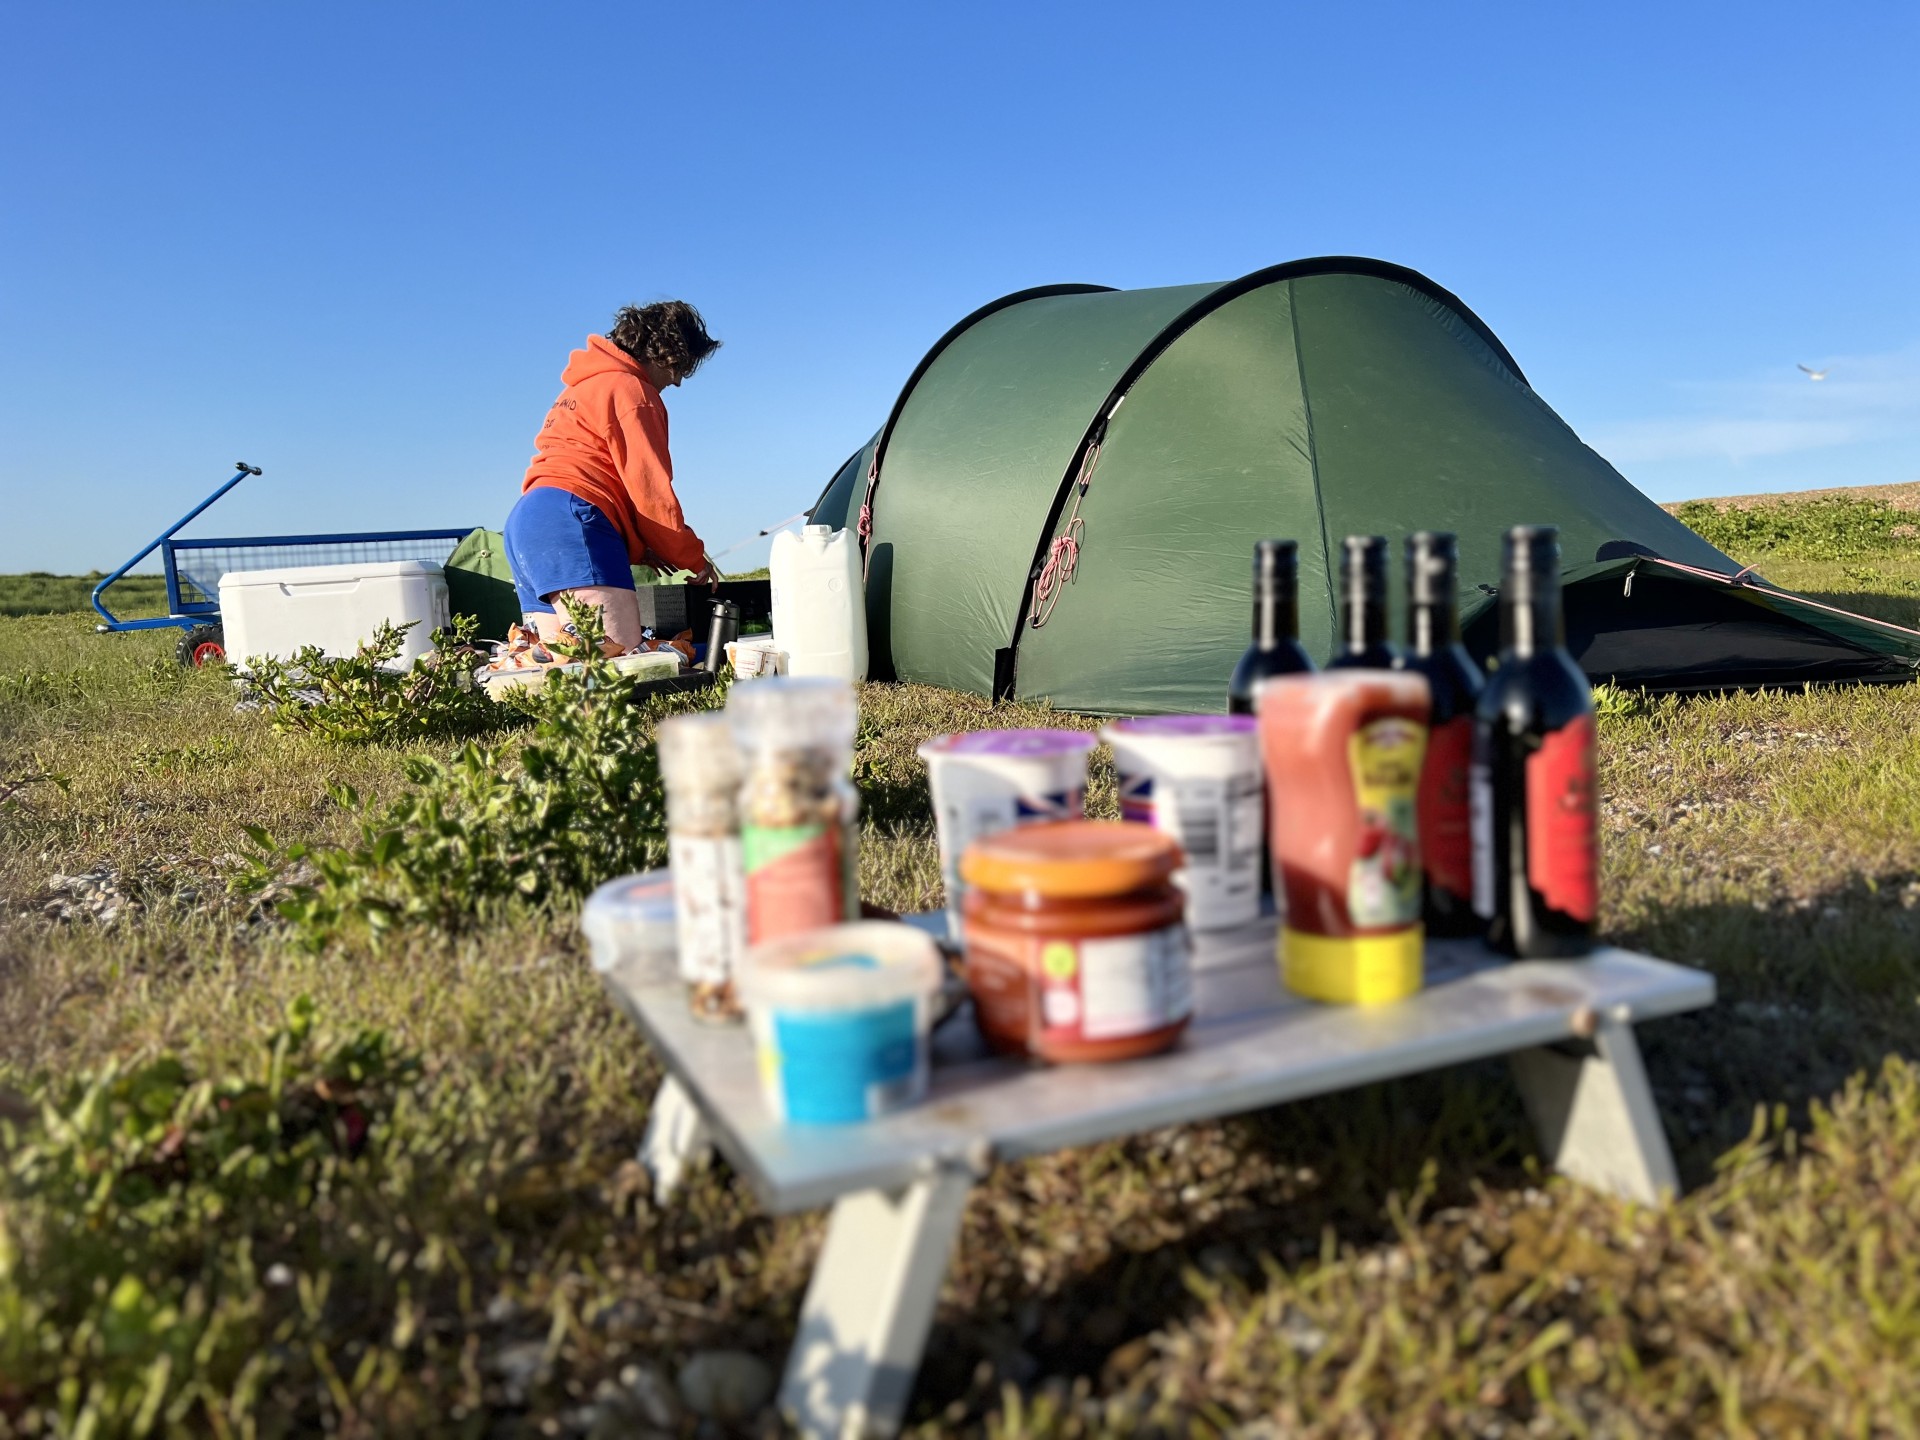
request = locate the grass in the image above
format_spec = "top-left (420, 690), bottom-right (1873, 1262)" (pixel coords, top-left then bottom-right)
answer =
top-left (1, 488), bottom-right (1917, 1437)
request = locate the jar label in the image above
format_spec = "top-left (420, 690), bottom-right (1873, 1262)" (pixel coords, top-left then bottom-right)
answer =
top-left (966, 923), bottom-right (1192, 1049)
top-left (1525, 715), bottom-right (1597, 922)
top-left (1418, 715), bottom-right (1474, 901)
top-left (668, 834), bottom-right (746, 985)
top-left (1345, 717), bottom-right (1426, 928)
top-left (742, 822), bottom-right (858, 943)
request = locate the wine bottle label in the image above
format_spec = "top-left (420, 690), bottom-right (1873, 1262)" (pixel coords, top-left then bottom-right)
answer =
top-left (1419, 715), bottom-right (1474, 900)
top-left (1525, 715), bottom-right (1598, 922)
top-left (1470, 761), bottom-right (1495, 920)
top-left (1344, 717), bottom-right (1425, 927)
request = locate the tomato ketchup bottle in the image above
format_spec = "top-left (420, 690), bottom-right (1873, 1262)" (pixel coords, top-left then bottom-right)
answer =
top-left (1470, 526), bottom-right (1596, 959)
top-left (1400, 532), bottom-right (1484, 937)
top-left (1260, 670), bottom-right (1431, 1004)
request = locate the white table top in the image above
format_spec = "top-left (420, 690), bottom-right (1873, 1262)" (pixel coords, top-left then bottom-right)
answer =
top-left (598, 915), bottom-right (1714, 1213)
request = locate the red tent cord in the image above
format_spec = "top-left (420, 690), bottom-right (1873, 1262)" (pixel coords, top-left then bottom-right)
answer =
top-left (1030, 434), bottom-right (1104, 629)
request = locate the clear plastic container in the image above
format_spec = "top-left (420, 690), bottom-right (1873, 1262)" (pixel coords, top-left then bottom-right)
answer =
top-left (738, 921), bottom-right (942, 1124)
top-left (727, 677), bottom-right (862, 944)
top-left (579, 870), bottom-right (678, 985)
top-left (657, 713), bottom-right (749, 1023)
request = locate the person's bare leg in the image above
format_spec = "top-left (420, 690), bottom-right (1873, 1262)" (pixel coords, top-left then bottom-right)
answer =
top-left (527, 586), bottom-right (646, 651)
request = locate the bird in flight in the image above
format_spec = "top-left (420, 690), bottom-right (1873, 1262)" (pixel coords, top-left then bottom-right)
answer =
top-left (1797, 364), bottom-right (1830, 381)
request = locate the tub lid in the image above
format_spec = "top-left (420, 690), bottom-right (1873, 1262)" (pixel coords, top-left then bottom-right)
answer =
top-left (738, 921), bottom-right (943, 1010)
top-left (917, 728), bottom-right (1097, 761)
top-left (579, 870), bottom-right (677, 972)
top-left (1103, 715), bottom-right (1257, 742)
top-left (960, 820), bottom-right (1182, 899)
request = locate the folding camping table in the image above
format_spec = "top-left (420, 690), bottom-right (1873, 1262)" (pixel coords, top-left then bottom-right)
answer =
top-left (597, 915), bottom-right (1713, 1440)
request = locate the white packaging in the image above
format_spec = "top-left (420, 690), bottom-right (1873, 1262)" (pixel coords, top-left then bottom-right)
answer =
top-left (219, 559), bottom-right (449, 672)
top-left (769, 525), bottom-right (868, 682)
top-left (726, 635), bottom-right (787, 679)
top-left (917, 728), bottom-right (1096, 936)
top-left (1103, 715), bottom-right (1264, 931)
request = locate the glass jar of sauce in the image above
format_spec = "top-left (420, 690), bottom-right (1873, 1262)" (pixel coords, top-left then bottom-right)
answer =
top-left (959, 820), bottom-right (1194, 1062)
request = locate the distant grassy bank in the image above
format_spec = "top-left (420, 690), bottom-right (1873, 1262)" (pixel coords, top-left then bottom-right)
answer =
top-left (0, 570), bottom-right (169, 619)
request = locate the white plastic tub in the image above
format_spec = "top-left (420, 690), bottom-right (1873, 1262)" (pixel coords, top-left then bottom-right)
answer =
top-left (917, 729), bottom-right (1095, 936)
top-left (219, 559), bottom-right (449, 671)
top-left (738, 921), bottom-right (942, 1125)
top-left (769, 526), bottom-right (867, 682)
top-left (1102, 715), bottom-right (1264, 930)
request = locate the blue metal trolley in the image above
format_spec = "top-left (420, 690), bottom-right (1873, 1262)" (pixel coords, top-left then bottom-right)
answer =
top-left (91, 462), bottom-right (476, 666)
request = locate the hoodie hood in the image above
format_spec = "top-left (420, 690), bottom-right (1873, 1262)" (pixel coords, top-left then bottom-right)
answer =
top-left (560, 333), bottom-right (651, 389)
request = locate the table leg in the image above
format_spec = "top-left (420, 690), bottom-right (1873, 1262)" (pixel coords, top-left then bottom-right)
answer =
top-left (1510, 1016), bottom-right (1679, 1205)
top-left (779, 1166), bottom-right (975, 1439)
top-left (638, 1075), bottom-right (712, 1203)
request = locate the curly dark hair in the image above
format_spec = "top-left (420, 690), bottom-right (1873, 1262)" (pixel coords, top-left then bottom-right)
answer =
top-left (606, 300), bottom-right (721, 380)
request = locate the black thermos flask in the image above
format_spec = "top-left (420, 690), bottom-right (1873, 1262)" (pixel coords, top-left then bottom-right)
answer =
top-left (704, 599), bottom-right (741, 673)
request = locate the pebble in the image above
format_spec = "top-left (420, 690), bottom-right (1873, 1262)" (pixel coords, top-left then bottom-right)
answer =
top-left (675, 1350), bottom-right (774, 1424)
top-left (617, 1362), bottom-right (682, 1429)
top-left (490, 1340), bottom-right (549, 1403)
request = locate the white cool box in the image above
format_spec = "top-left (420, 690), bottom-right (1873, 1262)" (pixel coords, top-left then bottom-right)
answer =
top-left (218, 560), bottom-right (450, 671)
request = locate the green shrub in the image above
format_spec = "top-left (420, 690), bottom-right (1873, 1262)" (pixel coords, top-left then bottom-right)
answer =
top-left (0, 997), bottom-right (418, 1437)
top-left (1673, 496), bottom-right (1918, 563)
top-left (233, 610), bottom-right (719, 947)
top-left (240, 616), bottom-right (512, 747)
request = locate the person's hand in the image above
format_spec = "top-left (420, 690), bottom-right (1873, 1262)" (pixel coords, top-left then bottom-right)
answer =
top-left (693, 558), bottom-right (723, 588)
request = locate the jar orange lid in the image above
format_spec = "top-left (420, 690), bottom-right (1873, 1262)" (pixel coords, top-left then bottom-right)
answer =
top-left (960, 820), bottom-right (1182, 899)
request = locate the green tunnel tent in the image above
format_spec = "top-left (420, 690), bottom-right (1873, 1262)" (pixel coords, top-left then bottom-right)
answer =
top-left (811, 258), bottom-right (1920, 712)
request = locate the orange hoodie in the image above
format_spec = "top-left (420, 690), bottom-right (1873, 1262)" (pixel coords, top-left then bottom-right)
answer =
top-left (521, 335), bottom-right (706, 574)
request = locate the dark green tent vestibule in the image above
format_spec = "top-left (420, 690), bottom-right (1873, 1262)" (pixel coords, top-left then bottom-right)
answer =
top-left (812, 257), bottom-right (1920, 713)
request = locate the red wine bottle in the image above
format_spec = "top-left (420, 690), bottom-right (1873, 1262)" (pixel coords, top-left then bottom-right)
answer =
top-left (1229, 539), bottom-right (1314, 901)
top-left (1399, 532), bottom-right (1484, 937)
top-left (1228, 539), bottom-right (1315, 714)
top-left (1326, 535), bottom-right (1402, 671)
top-left (1470, 525), bottom-right (1596, 958)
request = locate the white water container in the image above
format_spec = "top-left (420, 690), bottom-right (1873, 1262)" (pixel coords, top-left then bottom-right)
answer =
top-left (769, 525), bottom-right (868, 682)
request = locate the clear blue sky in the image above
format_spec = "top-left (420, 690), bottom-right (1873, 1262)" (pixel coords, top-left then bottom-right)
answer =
top-left (3, 2), bottom-right (1915, 575)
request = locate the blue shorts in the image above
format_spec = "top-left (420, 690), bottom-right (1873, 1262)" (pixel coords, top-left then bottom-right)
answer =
top-left (502, 487), bottom-right (634, 614)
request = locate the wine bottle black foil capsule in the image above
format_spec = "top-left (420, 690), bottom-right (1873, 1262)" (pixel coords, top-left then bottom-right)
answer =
top-left (1400, 532), bottom-right (1484, 937)
top-left (1228, 539), bottom-right (1314, 714)
top-left (1470, 525), bottom-right (1597, 958)
top-left (1326, 534), bottom-right (1401, 671)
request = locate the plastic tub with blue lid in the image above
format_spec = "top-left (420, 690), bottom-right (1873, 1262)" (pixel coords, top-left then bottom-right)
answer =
top-left (738, 921), bottom-right (944, 1125)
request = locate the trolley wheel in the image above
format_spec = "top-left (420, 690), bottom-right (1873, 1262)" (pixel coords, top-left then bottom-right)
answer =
top-left (177, 624), bottom-right (227, 668)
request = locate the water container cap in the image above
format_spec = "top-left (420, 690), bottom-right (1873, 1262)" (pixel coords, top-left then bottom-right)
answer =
top-left (804, 524), bottom-right (834, 538)
top-left (579, 870), bottom-right (677, 973)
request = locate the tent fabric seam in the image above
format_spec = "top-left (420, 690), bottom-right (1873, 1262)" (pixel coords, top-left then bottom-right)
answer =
top-left (1288, 279), bottom-right (1338, 637)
